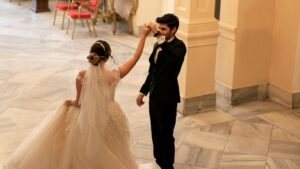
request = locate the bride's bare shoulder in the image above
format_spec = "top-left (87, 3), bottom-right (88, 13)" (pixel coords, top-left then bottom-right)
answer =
top-left (104, 67), bottom-right (120, 78)
top-left (79, 70), bottom-right (86, 76)
top-left (77, 70), bottom-right (86, 80)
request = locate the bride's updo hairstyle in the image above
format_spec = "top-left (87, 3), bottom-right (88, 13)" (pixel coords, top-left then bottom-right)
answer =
top-left (87, 40), bottom-right (113, 66)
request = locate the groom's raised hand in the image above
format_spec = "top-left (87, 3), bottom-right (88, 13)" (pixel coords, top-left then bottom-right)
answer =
top-left (147, 22), bottom-right (158, 34)
top-left (136, 93), bottom-right (145, 106)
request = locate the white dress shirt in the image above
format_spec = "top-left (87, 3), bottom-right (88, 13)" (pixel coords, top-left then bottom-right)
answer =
top-left (154, 36), bottom-right (175, 63)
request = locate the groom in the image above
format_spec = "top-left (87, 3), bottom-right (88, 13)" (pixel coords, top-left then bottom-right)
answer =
top-left (136, 13), bottom-right (186, 169)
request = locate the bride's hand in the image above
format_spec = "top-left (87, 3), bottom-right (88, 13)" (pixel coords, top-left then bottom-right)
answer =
top-left (64, 99), bottom-right (79, 107)
top-left (136, 93), bottom-right (145, 106)
top-left (142, 24), bottom-right (151, 37)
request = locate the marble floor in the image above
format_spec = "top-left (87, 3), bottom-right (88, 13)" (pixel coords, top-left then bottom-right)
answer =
top-left (1, 1), bottom-right (300, 169)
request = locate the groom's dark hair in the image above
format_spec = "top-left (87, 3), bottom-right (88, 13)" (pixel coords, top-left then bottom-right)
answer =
top-left (156, 13), bottom-right (179, 34)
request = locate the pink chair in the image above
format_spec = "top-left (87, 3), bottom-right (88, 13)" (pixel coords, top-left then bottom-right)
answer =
top-left (66, 0), bottom-right (100, 39)
top-left (53, 0), bottom-right (79, 29)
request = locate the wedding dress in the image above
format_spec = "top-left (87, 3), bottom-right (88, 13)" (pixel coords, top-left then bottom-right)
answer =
top-left (4, 65), bottom-right (153, 169)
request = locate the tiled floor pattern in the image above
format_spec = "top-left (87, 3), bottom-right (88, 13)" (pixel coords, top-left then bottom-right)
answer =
top-left (0, 1), bottom-right (300, 169)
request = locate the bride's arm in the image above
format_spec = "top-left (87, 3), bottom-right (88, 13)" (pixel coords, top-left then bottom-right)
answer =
top-left (118, 24), bottom-right (150, 79)
top-left (65, 70), bottom-right (86, 106)
top-left (74, 71), bottom-right (85, 104)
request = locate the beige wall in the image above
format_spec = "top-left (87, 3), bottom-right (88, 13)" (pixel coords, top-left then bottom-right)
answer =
top-left (184, 45), bottom-right (217, 97)
top-left (162, 0), bottom-right (174, 14)
top-left (175, 0), bottom-right (218, 98)
top-left (216, 0), bottom-right (239, 88)
top-left (132, 0), bottom-right (162, 35)
top-left (270, 0), bottom-right (300, 92)
top-left (233, 0), bottom-right (274, 88)
top-left (132, 0), bottom-right (175, 35)
top-left (216, 0), bottom-right (274, 89)
top-left (131, 0), bottom-right (300, 103)
top-left (294, 18), bottom-right (300, 92)
top-left (215, 36), bottom-right (235, 88)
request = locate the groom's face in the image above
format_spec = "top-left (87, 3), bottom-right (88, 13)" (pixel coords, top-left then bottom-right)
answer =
top-left (158, 23), bottom-right (173, 40)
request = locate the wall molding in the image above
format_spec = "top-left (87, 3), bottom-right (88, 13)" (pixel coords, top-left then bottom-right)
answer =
top-left (178, 93), bottom-right (216, 115)
top-left (215, 82), bottom-right (268, 105)
top-left (215, 82), bottom-right (300, 108)
top-left (178, 30), bottom-right (219, 39)
top-left (180, 17), bottom-right (218, 25)
top-left (177, 30), bottom-right (218, 48)
top-left (218, 21), bottom-right (236, 40)
top-left (268, 84), bottom-right (300, 108)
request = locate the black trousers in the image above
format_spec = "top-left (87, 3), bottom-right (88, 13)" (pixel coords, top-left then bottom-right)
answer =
top-left (149, 99), bottom-right (177, 169)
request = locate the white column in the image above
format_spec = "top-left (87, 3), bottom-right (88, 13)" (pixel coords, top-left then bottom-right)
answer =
top-left (175, 0), bottom-right (219, 115)
top-left (216, 0), bottom-right (275, 105)
top-left (269, 0), bottom-right (300, 108)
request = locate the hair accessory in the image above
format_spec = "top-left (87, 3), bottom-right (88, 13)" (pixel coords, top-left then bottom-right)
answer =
top-left (95, 41), bottom-right (106, 52)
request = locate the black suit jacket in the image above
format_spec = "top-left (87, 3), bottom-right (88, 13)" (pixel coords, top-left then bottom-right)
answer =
top-left (140, 37), bottom-right (186, 103)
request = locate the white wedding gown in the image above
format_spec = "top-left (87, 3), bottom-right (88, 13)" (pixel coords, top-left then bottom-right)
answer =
top-left (4, 65), bottom-right (153, 169)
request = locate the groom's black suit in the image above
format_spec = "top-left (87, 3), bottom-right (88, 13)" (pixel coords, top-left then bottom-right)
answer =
top-left (140, 37), bottom-right (186, 169)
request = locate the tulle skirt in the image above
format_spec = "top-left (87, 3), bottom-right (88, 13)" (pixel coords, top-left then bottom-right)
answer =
top-left (4, 102), bottom-right (139, 169)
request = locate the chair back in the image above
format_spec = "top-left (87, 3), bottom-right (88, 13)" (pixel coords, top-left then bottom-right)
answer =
top-left (90, 0), bottom-right (97, 5)
top-left (89, 0), bottom-right (101, 12)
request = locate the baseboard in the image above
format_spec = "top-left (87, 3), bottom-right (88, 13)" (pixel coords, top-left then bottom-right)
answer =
top-left (215, 82), bottom-right (268, 105)
top-left (178, 93), bottom-right (216, 115)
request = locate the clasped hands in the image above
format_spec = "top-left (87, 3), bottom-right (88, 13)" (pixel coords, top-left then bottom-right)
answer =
top-left (142, 22), bottom-right (159, 36)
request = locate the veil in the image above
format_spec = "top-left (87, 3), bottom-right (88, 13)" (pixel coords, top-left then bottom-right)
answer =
top-left (4, 61), bottom-right (148, 169)
top-left (59, 64), bottom-right (117, 168)
top-left (78, 64), bottom-right (111, 154)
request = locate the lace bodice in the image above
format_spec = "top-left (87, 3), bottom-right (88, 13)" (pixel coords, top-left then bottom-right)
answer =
top-left (109, 69), bottom-right (121, 99)
top-left (77, 68), bottom-right (120, 100)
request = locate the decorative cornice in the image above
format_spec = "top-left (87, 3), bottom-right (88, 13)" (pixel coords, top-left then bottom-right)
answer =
top-left (177, 30), bottom-right (219, 47)
top-left (218, 21), bottom-right (236, 41)
top-left (179, 17), bottom-right (218, 25)
top-left (178, 30), bottom-right (219, 39)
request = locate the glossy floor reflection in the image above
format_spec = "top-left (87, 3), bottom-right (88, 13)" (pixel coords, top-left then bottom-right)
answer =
top-left (1, 1), bottom-right (300, 169)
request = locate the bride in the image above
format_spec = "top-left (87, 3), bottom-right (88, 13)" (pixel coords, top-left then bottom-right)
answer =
top-left (4, 25), bottom-right (152, 169)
